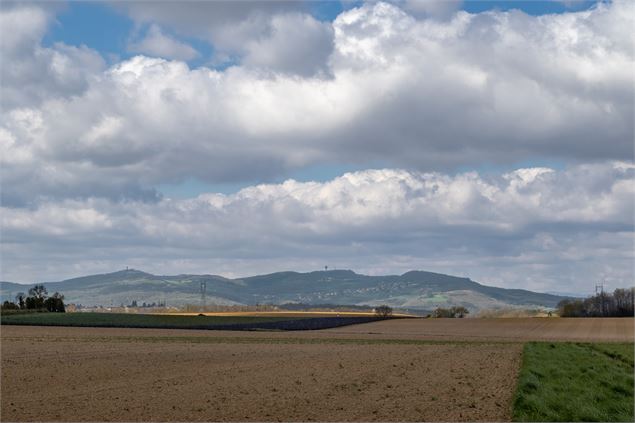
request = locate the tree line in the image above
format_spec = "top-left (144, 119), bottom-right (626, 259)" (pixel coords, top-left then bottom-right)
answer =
top-left (558, 288), bottom-right (634, 317)
top-left (1, 284), bottom-right (65, 312)
top-left (128, 300), bottom-right (166, 308)
top-left (432, 306), bottom-right (469, 318)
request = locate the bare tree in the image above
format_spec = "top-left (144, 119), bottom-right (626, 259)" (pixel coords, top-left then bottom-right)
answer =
top-left (28, 284), bottom-right (47, 299)
top-left (558, 288), bottom-right (634, 317)
top-left (15, 292), bottom-right (25, 309)
top-left (26, 284), bottom-right (48, 309)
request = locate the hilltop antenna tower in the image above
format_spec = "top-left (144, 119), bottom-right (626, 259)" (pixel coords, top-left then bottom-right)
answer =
top-left (200, 281), bottom-right (207, 310)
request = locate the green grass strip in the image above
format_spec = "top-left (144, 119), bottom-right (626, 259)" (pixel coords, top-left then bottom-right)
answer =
top-left (513, 342), bottom-right (634, 422)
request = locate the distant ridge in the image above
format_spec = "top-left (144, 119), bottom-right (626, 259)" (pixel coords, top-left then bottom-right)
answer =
top-left (0, 268), bottom-right (568, 312)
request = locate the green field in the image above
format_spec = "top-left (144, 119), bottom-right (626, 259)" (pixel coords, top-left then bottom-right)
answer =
top-left (513, 342), bottom-right (634, 422)
top-left (422, 294), bottom-right (448, 303)
top-left (0, 312), bottom-right (301, 329)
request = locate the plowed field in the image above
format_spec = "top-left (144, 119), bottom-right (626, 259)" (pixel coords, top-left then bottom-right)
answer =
top-left (326, 317), bottom-right (635, 342)
top-left (1, 317), bottom-right (632, 421)
top-left (1, 326), bottom-right (520, 422)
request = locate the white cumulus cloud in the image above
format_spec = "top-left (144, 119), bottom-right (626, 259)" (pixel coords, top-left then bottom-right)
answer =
top-left (1, 0), bottom-right (633, 206)
top-left (0, 2), bottom-right (633, 293)
top-left (128, 24), bottom-right (199, 61)
top-left (1, 162), bottom-right (633, 292)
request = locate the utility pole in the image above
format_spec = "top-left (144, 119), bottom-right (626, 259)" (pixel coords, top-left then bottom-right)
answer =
top-left (595, 281), bottom-right (605, 316)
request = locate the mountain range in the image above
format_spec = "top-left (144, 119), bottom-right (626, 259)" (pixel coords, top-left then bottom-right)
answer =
top-left (0, 269), bottom-right (569, 312)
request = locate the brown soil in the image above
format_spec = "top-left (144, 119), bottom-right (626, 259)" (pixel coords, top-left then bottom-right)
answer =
top-left (325, 317), bottom-right (635, 342)
top-left (1, 325), bottom-right (521, 422)
top-left (2, 318), bottom-right (630, 421)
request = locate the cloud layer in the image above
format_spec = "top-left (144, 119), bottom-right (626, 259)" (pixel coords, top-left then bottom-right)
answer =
top-left (0, 5), bottom-right (105, 110)
top-left (2, 162), bottom-right (633, 292)
top-left (1, 1), bottom-right (633, 206)
top-left (0, 1), bottom-right (632, 292)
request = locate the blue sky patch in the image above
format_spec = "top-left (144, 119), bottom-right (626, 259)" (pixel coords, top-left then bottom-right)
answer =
top-left (43, 2), bottom-right (134, 62)
top-left (43, 1), bottom-right (601, 68)
top-left (462, 0), bottom-right (599, 15)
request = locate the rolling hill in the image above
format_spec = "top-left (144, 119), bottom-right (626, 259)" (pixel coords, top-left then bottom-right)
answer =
top-left (0, 269), bottom-right (568, 312)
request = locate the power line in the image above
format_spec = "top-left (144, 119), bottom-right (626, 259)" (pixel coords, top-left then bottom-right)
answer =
top-left (595, 281), bottom-right (604, 295)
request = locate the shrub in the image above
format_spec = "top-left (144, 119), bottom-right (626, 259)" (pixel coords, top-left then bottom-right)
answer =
top-left (44, 292), bottom-right (65, 313)
top-left (1, 301), bottom-right (20, 310)
top-left (433, 306), bottom-right (470, 318)
top-left (374, 305), bottom-right (393, 318)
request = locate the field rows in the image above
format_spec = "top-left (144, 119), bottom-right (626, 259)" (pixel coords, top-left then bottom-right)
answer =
top-left (0, 312), bottom-right (383, 331)
top-left (3, 314), bottom-right (633, 342)
top-left (1, 318), bottom-right (633, 422)
top-left (1, 326), bottom-right (521, 422)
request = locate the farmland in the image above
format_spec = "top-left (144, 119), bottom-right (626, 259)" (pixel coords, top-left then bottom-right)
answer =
top-left (1, 318), bottom-right (633, 421)
top-left (324, 316), bottom-right (634, 342)
top-left (0, 312), bottom-right (384, 331)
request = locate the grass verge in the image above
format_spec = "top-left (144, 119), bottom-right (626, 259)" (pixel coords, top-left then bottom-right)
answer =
top-left (513, 342), bottom-right (634, 422)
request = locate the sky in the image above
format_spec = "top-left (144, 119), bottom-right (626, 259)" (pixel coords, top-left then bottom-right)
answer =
top-left (0, 0), bottom-right (633, 295)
